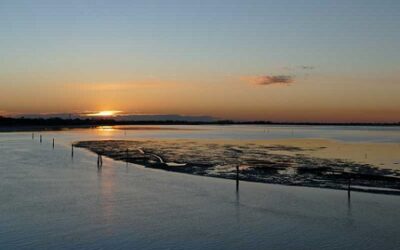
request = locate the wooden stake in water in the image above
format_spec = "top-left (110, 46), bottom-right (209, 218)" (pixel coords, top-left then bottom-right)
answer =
top-left (236, 165), bottom-right (240, 192)
top-left (126, 149), bottom-right (129, 166)
top-left (348, 175), bottom-right (351, 198)
top-left (40, 135), bottom-right (42, 143)
top-left (97, 154), bottom-right (103, 168)
top-left (52, 138), bottom-right (55, 149)
top-left (32, 133), bottom-right (34, 140)
top-left (71, 145), bottom-right (74, 158)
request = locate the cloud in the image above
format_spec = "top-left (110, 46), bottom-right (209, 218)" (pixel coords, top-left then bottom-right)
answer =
top-left (283, 65), bottom-right (315, 71)
top-left (300, 65), bottom-right (315, 70)
top-left (243, 75), bottom-right (294, 86)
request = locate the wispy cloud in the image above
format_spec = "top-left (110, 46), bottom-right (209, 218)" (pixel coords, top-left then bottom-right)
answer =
top-left (299, 65), bottom-right (314, 70)
top-left (242, 75), bottom-right (294, 86)
top-left (283, 65), bottom-right (315, 71)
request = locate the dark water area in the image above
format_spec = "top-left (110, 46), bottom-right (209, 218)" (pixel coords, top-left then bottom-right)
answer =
top-left (1, 126), bottom-right (400, 249)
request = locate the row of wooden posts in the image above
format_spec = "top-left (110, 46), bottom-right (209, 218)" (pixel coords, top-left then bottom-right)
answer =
top-left (32, 133), bottom-right (46, 146)
top-left (31, 132), bottom-right (105, 169)
top-left (32, 132), bottom-right (72, 152)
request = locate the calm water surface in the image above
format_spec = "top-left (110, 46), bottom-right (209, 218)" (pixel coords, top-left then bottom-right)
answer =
top-left (0, 125), bottom-right (399, 249)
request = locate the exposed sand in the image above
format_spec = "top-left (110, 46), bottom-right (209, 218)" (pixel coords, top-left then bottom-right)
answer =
top-left (240, 138), bottom-right (400, 170)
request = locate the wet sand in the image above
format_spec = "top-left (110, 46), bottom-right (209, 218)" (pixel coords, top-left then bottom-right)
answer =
top-left (247, 139), bottom-right (400, 170)
top-left (75, 138), bottom-right (400, 195)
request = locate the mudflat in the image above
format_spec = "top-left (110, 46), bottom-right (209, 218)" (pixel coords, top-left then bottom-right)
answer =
top-left (75, 138), bottom-right (400, 195)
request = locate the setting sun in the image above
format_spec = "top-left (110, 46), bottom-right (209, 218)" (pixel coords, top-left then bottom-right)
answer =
top-left (87, 110), bottom-right (121, 117)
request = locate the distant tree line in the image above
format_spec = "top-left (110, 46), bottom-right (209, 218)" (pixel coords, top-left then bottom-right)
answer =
top-left (0, 116), bottom-right (399, 128)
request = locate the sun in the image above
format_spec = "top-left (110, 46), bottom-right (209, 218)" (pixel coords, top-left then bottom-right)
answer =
top-left (96, 111), bottom-right (116, 116)
top-left (87, 110), bottom-right (121, 117)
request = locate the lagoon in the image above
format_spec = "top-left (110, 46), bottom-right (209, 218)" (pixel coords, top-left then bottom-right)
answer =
top-left (1, 125), bottom-right (400, 249)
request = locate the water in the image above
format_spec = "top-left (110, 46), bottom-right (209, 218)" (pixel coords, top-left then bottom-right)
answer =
top-left (102, 124), bottom-right (400, 142)
top-left (1, 126), bottom-right (400, 249)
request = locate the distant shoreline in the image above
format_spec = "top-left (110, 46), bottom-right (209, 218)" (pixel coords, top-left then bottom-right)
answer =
top-left (0, 125), bottom-right (97, 133)
top-left (1, 117), bottom-right (399, 132)
top-left (1, 123), bottom-right (400, 133)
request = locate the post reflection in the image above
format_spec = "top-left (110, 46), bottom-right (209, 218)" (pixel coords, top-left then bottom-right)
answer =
top-left (346, 191), bottom-right (354, 226)
top-left (96, 163), bottom-right (116, 233)
top-left (235, 180), bottom-right (241, 225)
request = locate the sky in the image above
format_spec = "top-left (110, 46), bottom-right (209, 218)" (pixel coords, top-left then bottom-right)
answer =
top-left (0, 0), bottom-right (399, 122)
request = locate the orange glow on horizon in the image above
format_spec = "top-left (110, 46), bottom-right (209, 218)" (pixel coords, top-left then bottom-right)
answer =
top-left (87, 110), bottom-right (121, 117)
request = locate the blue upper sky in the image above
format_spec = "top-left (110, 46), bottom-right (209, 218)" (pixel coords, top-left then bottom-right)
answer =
top-left (2, 0), bottom-right (399, 73)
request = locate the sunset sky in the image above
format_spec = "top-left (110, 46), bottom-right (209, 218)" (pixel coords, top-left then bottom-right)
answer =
top-left (1, 0), bottom-right (399, 122)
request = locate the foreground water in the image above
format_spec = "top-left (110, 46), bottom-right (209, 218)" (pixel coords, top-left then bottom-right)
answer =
top-left (1, 125), bottom-right (400, 249)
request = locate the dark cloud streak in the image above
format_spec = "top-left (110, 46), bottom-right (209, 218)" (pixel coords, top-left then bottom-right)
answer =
top-left (252, 75), bottom-right (294, 86)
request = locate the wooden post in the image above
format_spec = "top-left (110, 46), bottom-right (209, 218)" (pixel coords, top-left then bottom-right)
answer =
top-left (97, 154), bottom-right (103, 168)
top-left (71, 145), bottom-right (74, 158)
top-left (126, 149), bottom-right (129, 166)
top-left (236, 165), bottom-right (239, 192)
top-left (32, 133), bottom-right (34, 140)
top-left (40, 135), bottom-right (42, 143)
top-left (52, 138), bottom-right (55, 149)
top-left (348, 175), bottom-right (351, 198)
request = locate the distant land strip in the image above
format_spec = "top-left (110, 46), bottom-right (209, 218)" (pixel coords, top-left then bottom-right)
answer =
top-left (0, 116), bottom-right (399, 132)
